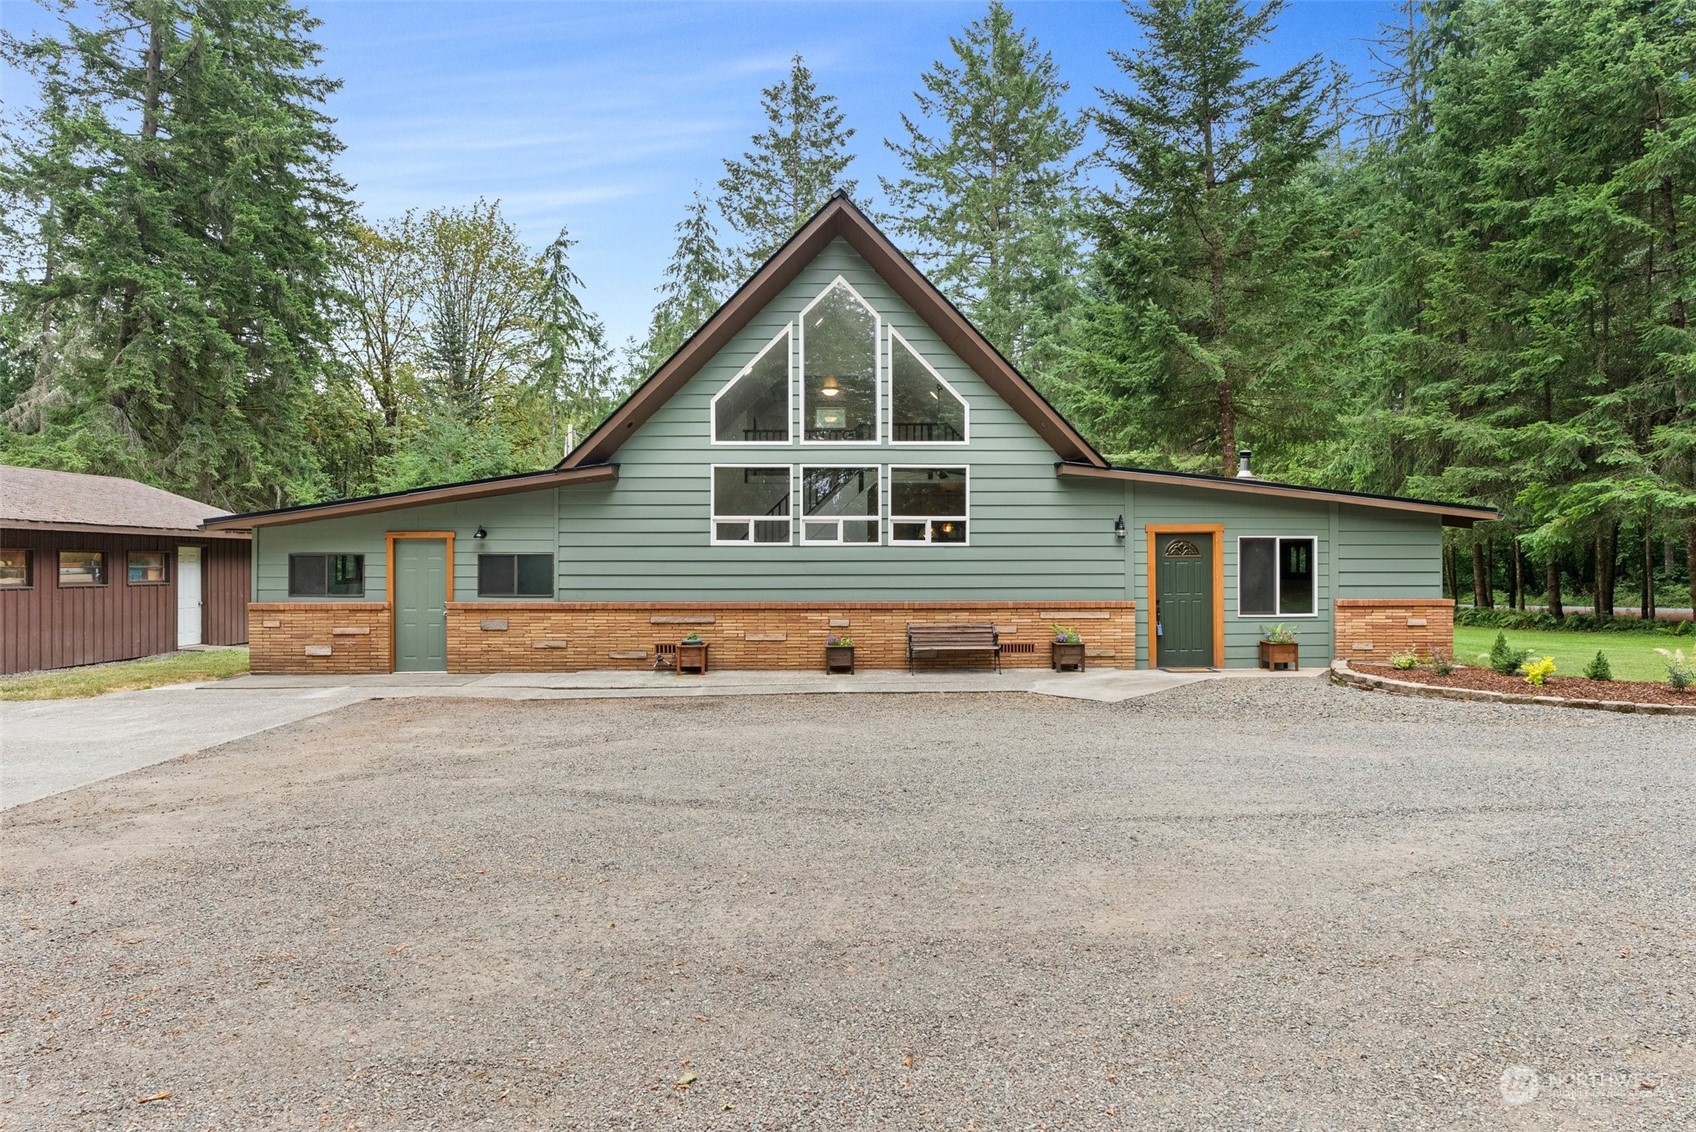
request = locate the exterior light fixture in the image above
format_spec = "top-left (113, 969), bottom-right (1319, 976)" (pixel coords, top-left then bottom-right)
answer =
top-left (821, 375), bottom-right (841, 398)
top-left (1114, 515), bottom-right (1126, 540)
top-left (473, 527), bottom-right (487, 540)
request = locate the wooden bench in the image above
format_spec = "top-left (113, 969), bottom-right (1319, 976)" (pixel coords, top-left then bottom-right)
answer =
top-left (907, 622), bottom-right (1001, 674)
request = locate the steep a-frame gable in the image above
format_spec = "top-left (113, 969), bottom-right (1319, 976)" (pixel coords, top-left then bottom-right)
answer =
top-left (558, 193), bottom-right (1105, 470)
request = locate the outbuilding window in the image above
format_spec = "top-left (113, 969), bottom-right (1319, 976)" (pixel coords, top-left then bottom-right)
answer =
top-left (0, 548), bottom-right (30, 587)
top-left (477, 554), bottom-right (554, 598)
top-left (1238, 536), bottom-right (1316, 616)
top-left (58, 550), bottom-right (106, 586)
top-left (127, 550), bottom-right (169, 584)
top-left (288, 553), bottom-right (365, 597)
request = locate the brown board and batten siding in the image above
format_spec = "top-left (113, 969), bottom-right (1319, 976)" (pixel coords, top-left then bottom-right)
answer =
top-left (0, 528), bottom-right (249, 674)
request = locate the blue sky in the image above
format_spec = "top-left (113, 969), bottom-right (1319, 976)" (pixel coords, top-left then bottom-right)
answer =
top-left (6, 0), bottom-right (1401, 349)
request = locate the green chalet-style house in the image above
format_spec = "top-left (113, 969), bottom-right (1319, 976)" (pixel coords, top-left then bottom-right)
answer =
top-left (208, 196), bottom-right (1495, 675)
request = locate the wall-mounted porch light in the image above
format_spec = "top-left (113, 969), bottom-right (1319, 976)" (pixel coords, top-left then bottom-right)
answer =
top-left (1114, 515), bottom-right (1127, 540)
top-left (473, 527), bottom-right (487, 540)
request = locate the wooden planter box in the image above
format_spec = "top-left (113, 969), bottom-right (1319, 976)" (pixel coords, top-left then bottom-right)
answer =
top-left (824, 645), bottom-right (856, 674)
top-left (1051, 642), bottom-right (1086, 672)
top-left (1258, 640), bottom-right (1299, 671)
top-left (677, 641), bottom-right (710, 675)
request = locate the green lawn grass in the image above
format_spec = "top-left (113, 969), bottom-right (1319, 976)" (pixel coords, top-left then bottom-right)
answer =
top-left (1452, 626), bottom-right (1686, 683)
top-left (0, 648), bottom-right (249, 701)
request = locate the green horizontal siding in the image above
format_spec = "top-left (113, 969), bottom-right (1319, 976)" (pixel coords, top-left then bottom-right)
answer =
top-left (557, 238), bottom-right (1132, 601)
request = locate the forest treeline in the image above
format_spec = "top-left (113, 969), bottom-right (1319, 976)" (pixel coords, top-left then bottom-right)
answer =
top-left (1, 0), bottom-right (1692, 610)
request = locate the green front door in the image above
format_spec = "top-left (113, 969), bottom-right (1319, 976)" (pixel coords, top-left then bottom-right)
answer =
top-left (394, 538), bottom-right (448, 672)
top-left (1156, 533), bottom-right (1213, 668)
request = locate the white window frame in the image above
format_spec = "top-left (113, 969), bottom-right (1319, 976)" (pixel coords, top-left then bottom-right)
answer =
top-left (709, 326), bottom-right (793, 446)
top-left (1235, 534), bottom-right (1320, 618)
top-left (799, 464), bottom-right (881, 546)
top-left (888, 465), bottom-right (970, 546)
top-left (709, 464), bottom-right (795, 546)
top-left (799, 276), bottom-right (881, 447)
top-left (888, 328), bottom-right (969, 446)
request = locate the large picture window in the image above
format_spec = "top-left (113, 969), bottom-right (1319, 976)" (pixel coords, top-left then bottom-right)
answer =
top-left (1238, 536), bottom-right (1315, 616)
top-left (711, 466), bottom-right (792, 544)
top-left (288, 553), bottom-right (365, 597)
top-left (58, 550), bottom-right (106, 586)
top-left (890, 331), bottom-right (966, 443)
top-left (801, 466), bottom-right (879, 544)
top-left (477, 554), bottom-right (554, 597)
top-left (801, 279), bottom-right (879, 442)
top-left (712, 328), bottom-right (791, 443)
top-left (889, 467), bottom-right (968, 544)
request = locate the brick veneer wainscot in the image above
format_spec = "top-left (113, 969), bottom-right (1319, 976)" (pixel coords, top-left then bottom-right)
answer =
top-left (1333, 598), bottom-right (1455, 660)
top-left (445, 601), bottom-right (1137, 674)
top-left (247, 602), bottom-right (392, 674)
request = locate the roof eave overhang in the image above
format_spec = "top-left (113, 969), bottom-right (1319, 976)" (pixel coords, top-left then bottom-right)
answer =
top-left (560, 195), bottom-right (1105, 470)
top-left (1055, 463), bottom-right (1499, 527)
top-left (203, 464), bottom-right (620, 530)
top-left (0, 519), bottom-right (251, 540)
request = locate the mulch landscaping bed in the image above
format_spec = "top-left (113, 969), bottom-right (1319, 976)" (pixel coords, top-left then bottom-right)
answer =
top-left (1355, 663), bottom-right (1695, 707)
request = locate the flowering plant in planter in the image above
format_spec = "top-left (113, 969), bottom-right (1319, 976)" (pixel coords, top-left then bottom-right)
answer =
top-left (1261, 624), bottom-right (1296, 644)
top-left (826, 634), bottom-right (854, 647)
top-left (1051, 624), bottom-right (1082, 645)
top-left (681, 632), bottom-right (704, 645)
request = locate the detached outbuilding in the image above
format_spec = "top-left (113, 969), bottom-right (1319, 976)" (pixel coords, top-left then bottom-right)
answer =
top-left (0, 466), bottom-right (250, 674)
top-left (208, 196), bottom-right (1495, 675)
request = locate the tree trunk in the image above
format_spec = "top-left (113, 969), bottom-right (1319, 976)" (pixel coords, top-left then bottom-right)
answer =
top-left (1471, 543), bottom-right (1489, 609)
top-left (1597, 523), bottom-right (1618, 617)
top-left (1686, 519), bottom-right (1695, 615)
top-left (1509, 538), bottom-right (1522, 610)
top-left (1484, 535), bottom-right (1495, 607)
top-left (1642, 528), bottom-right (1656, 620)
top-left (1546, 558), bottom-right (1564, 619)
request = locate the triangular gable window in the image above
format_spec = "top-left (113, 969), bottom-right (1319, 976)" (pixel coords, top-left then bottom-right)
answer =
top-left (890, 330), bottom-right (967, 444)
top-left (712, 328), bottom-right (791, 444)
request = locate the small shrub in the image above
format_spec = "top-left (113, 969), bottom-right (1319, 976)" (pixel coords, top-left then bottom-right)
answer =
top-left (1676, 619), bottom-right (1693, 637)
top-left (1582, 651), bottom-right (1613, 681)
top-left (1390, 652), bottom-right (1419, 670)
top-left (1521, 656), bottom-right (1557, 686)
top-left (681, 632), bottom-right (703, 644)
top-left (1431, 649), bottom-right (1455, 675)
top-left (1659, 648), bottom-right (1694, 692)
top-left (1487, 632), bottom-right (1531, 675)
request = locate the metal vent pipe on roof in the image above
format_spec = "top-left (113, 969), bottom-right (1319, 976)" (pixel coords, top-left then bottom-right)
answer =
top-left (1236, 449), bottom-right (1255, 478)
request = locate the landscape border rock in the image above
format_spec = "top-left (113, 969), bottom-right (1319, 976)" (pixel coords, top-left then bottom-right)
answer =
top-left (1330, 658), bottom-right (1696, 716)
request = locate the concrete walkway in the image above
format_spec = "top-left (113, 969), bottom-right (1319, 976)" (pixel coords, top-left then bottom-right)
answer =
top-left (1, 666), bottom-right (1310, 810)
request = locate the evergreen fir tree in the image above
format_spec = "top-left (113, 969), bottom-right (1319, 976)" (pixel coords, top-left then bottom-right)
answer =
top-left (1068, 0), bottom-right (1344, 476)
top-left (636, 187), bottom-right (732, 375)
top-left (717, 55), bottom-right (857, 268)
top-left (0, 0), bottom-right (352, 510)
top-left (881, 1), bottom-right (1086, 381)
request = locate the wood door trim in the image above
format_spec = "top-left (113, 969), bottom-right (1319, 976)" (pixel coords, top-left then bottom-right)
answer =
top-left (385, 531), bottom-right (455, 672)
top-left (1145, 523), bottom-right (1225, 669)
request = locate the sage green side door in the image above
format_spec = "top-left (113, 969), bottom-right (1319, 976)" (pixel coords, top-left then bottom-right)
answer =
top-left (1155, 533), bottom-right (1213, 668)
top-left (393, 538), bottom-right (448, 672)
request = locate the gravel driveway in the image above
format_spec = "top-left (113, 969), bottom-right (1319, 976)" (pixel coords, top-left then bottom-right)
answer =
top-left (3, 681), bottom-right (1691, 1129)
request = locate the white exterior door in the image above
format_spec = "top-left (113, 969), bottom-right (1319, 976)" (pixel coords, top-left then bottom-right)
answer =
top-left (177, 546), bottom-right (203, 647)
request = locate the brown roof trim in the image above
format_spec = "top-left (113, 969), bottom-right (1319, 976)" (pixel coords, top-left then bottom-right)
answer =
top-left (204, 464), bottom-right (619, 530)
top-left (1, 520), bottom-right (250, 540)
top-left (1056, 463), bottom-right (1500, 526)
top-left (559, 194), bottom-right (1105, 469)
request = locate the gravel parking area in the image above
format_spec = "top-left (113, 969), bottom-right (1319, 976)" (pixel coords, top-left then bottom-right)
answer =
top-left (3, 680), bottom-right (1692, 1129)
